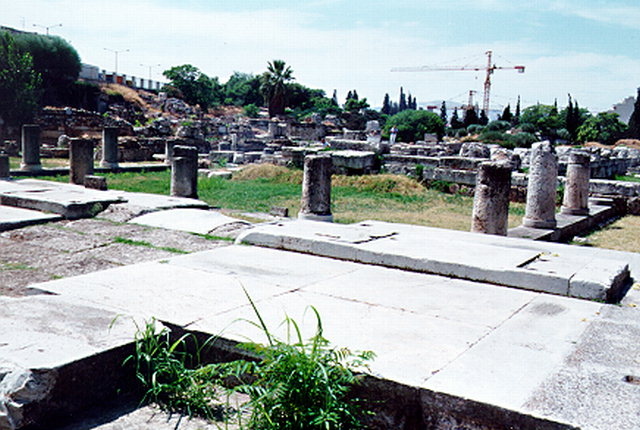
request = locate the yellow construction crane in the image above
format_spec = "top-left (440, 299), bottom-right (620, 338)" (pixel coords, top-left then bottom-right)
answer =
top-left (391, 51), bottom-right (525, 113)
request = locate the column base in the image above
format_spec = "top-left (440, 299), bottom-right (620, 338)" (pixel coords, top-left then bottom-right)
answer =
top-left (20, 163), bottom-right (43, 172)
top-left (100, 161), bottom-right (119, 169)
top-left (298, 212), bottom-right (333, 223)
top-left (522, 216), bottom-right (557, 229)
top-left (560, 206), bottom-right (589, 216)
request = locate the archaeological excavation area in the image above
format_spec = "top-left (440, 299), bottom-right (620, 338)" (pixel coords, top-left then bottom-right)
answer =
top-left (0, 118), bottom-right (639, 430)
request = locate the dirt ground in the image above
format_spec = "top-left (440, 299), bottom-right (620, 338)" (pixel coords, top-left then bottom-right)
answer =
top-left (0, 217), bottom-right (231, 297)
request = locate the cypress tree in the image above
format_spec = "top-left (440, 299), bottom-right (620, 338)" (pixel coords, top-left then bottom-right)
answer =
top-left (463, 106), bottom-right (479, 127)
top-left (352, 89), bottom-right (359, 101)
top-left (450, 107), bottom-right (462, 129)
top-left (381, 93), bottom-right (391, 115)
top-left (331, 89), bottom-right (339, 106)
top-left (514, 96), bottom-right (521, 125)
top-left (440, 101), bottom-right (448, 125)
top-left (399, 87), bottom-right (407, 112)
top-left (627, 87), bottom-right (640, 139)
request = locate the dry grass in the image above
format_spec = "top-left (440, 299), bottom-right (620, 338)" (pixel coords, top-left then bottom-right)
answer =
top-left (233, 165), bottom-right (525, 231)
top-left (584, 216), bottom-right (640, 252)
top-left (233, 164), bottom-right (302, 182)
top-left (101, 83), bottom-right (155, 112)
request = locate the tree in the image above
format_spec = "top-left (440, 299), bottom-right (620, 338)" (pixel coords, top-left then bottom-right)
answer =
top-left (514, 96), bottom-right (521, 125)
top-left (577, 112), bottom-right (628, 145)
top-left (399, 87), bottom-right (407, 112)
top-left (440, 101), bottom-right (448, 125)
top-left (0, 33), bottom-right (42, 130)
top-left (479, 109), bottom-right (489, 126)
top-left (331, 90), bottom-right (339, 107)
top-left (385, 110), bottom-right (445, 142)
top-left (500, 104), bottom-right (513, 122)
top-left (10, 31), bottom-right (80, 105)
top-left (344, 97), bottom-right (369, 113)
top-left (260, 59), bottom-right (294, 117)
top-left (381, 93), bottom-right (391, 115)
top-left (450, 107), bottom-right (463, 129)
top-left (352, 89), bottom-right (359, 101)
top-left (519, 103), bottom-right (563, 140)
top-left (627, 88), bottom-right (640, 139)
top-left (223, 72), bottom-right (262, 107)
top-left (163, 64), bottom-right (221, 111)
top-left (463, 106), bottom-right (479, 127)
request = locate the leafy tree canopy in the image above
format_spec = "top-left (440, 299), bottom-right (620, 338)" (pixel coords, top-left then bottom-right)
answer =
top-left (223, 72), bottom-right (262, 107)
top-left (577, 112), bottom-right (627, 145)
top-left (6, 31), bottom-right (80, 105)
top-left (385, 110), bottom-right (444, 142)
top-left (163, 64), bottom-right (221, 111)
top-left (0, 32), bottom-right (42, 127)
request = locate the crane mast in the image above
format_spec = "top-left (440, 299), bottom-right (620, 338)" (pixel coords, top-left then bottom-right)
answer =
top-left (391, 51), bottom-right (525, 113)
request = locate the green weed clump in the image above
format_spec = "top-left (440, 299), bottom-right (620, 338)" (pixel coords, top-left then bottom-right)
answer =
top-left (127, 293), bottom-right (375, 429)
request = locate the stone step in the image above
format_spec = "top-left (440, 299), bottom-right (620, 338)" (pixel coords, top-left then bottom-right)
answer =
top-left (0, 179), bottom-right (124, 219)
top-left (0, 204), bottom-right (62, 231)
top-left (0, 179), bottom-right (209, 221)
top-left (236, 220), bottom-right (632, 302)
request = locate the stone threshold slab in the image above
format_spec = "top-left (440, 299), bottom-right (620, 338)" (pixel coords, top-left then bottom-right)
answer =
top-left (0, 205), bottom-right (62, 231)
top-left (0, 295), bottom-right (140, 430)
top-left (0, 179), bottom-right (124, 219)
top-left (236, 220), bottom-right (631, 301)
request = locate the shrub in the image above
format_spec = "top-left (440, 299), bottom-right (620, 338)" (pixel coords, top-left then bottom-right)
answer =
top-left (485, 120), bottom-right (511, 132)
top-left (478, 130), bottom-right (507, 143)
top-left (467, 124), bottom-right (485, 134)
top-left (511, 132), bottom-right (538, 148)
top-left (456, 128), bottom-right (468, 137)
top-left (519, 122), bottom-right (537, 133)
top-left (243, 103), bottom-right (260, 118)
top-left (384, 110), bottom-right (444, 142)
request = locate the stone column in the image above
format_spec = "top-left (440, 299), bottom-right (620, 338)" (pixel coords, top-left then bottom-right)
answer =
top-left (20, 124), bottom-right (42, 171)
top-left (298, 154), bottom-right (333, 222)
top-left (561, 152), bottom-right (591, 215)
top-left (471, 161), bottom-right (512, 236)
top-left (268, 121), bottom-right (278, 139)
top-left (230, 133), bottom-right (238, 151)
top-left (100, 127), bottom-right (119, 168)
top-left (523, 141), bottom-right (558, 229)
top-left (69, 138), bottom-right (95, 185)
top-left (170, 145), bottom-right (198, 198)
top-left (0, 154), bottom-right (10, 179)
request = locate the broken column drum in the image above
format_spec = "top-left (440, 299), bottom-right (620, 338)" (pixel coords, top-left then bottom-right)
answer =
top-left (69, 138), bottom-right (95, 185)
top-left (471, 161), bottom-right (512, 236)
top-left (20, 124), bottom-right (42, 171)
top-left (100, 127), bottom-right (119, 168)
top-left (561, 152), bottom-right (591, 216)
top-left (298, 154), bottom-right (333, 222)
top-left (0, 154), bottom-right (10, 179)
top-left (523, 141), bottom-right (558, 229)
top-left (171, 145), bottom-right (198, 198)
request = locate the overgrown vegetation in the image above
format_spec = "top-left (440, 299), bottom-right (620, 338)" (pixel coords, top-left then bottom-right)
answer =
top-left (127, 293), bottom-right (374, 428)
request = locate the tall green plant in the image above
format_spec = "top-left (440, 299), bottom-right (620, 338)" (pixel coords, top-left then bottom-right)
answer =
top-left (260, 60), bottom-right (294, 117)
top-left (0, 32), bottom-right (42, 128)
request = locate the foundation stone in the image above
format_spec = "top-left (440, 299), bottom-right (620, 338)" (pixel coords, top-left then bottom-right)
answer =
top-left (471, 161), bottom-right (512, 235)
top-left (298, 154), bottom-right (333, 222)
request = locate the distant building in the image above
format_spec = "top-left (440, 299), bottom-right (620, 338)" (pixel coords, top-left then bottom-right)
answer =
top-left (611, 96), bottom-right (635, 124)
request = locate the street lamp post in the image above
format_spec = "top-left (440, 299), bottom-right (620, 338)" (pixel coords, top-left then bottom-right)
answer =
top-left (32, 23), bottom-right (62, 35)
top-left (140, 63), bottom-right (162, 81)
top-left (104, 48), bottom-right (129, 75)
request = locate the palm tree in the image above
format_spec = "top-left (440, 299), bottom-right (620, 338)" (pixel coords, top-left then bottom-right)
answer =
top-left (260, 60), bottom-right (294, 117)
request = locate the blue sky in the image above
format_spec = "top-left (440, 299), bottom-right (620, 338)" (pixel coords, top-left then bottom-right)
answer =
top-left (2, 0), bottom-right (639, 113)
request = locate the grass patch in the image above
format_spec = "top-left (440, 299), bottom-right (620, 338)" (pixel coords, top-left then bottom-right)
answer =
top-left (42, 167), bottom-right (526, 231)
top-left (614, 175), bottom-right (640, 183)
top-left (580, 216), bottom-right (640, 252)
top-left (190, 232), bottom-right (235, 242)
top-left (10, 157), bottom-right (70, 169)
top-left (0, 262), bottom-right (36, 271)
top-left (113, 236), bottom-right (188, 254)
